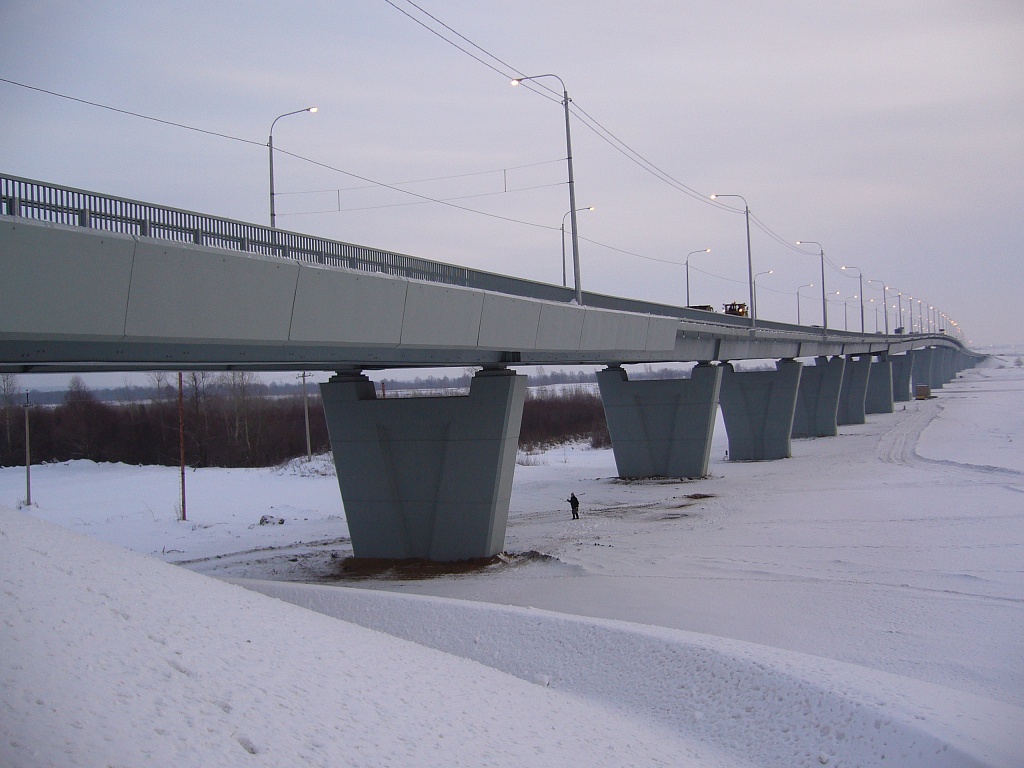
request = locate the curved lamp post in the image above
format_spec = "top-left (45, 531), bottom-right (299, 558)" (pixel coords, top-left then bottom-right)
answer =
top-left (685, 248), bottom-right (711, 307)
top-left (753, 269), bottom-right (773, 321)
top-left (269, 107), bottom-right (317, 229)
top-left (711, 194), bottom-right (754, 326)
top-left (796, 241), bottom-right (827, 331)
top-left (796, 283), bottom-right (814, 326)
top-left (561, 207), bottom-right (594, 287)
top-left (841, 265), bottom-right (865, 333)
top-left (513, 74), bottom-right (583, 304)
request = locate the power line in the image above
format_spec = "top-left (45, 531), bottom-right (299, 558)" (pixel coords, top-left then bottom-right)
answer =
top-left (275, 157), bottom-right (564, 196)
top-left (0, 77), bottom-right (263, 147)
top-left (273, 146), bottom-right (559, 232)
top-left (277, 181), bottom-right (566, 216)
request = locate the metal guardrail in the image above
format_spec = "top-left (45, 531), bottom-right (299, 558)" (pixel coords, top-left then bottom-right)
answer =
top-left (0, 173), bottom-right (473, 286)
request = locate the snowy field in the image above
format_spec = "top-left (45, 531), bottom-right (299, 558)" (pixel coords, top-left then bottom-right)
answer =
top-left (2, 356), bottom-right (1023, 766)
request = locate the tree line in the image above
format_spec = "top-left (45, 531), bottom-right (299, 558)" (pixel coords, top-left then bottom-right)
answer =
top-left (1, 373), bottom-right (329, 469)
top-left (1, 374), bottom-right (610, 468)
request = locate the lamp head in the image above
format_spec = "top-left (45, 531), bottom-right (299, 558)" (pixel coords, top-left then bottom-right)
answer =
top-left (308, 107), bottom-right (318, 113)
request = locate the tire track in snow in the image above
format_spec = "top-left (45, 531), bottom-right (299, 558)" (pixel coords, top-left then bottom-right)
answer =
top-left (877, 400), bottom-right (1024, 488)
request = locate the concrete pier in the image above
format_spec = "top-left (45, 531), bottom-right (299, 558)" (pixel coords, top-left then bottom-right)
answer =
top-left (597, 363), bottom-right (722, 478)
top-left (320, 368), bottom-right (526, 561)
top-left (791, 356), bottom-right (844, 438)
top-left (890, 354), bottom-right (914, 402)
top-left (911, 348), bottom-right (933, 393)
top-left (864, 356), bottom-right (895, 414)
top-left (837, 355), bottom-right (872, 425)
top-left (719, 359), bottom-right (802, 461)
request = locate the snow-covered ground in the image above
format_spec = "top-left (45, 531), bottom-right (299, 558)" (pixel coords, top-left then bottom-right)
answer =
top-left (2, 356), bottom-right (1023, 766)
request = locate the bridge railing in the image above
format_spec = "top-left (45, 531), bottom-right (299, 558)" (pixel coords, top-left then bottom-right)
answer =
top-left (0, 173), bottom-right (474, 286)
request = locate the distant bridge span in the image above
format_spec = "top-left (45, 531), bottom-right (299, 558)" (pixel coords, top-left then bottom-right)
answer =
top-left (0, 175), bottom-right (982, 561)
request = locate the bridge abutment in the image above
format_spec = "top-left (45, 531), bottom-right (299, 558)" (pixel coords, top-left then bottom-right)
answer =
top-left (597, 363), bottom-right (722, 478)
top-left (719, 359), bottom-right (802, 461)
top-left (837, 355), bottom-right (872, 425)
top-left (791, 356), bottom-right (844, 438)
top-left (320, 368), bottom-right (526, 561)
top-left (864, 356), bottom-right (895, 414)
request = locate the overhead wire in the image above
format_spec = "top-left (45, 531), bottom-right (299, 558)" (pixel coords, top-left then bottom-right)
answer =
top-left (277, 181), bottom-right (566, 216)
top-left (0, 77), bottom-right (263, 147)
top-left (276, 157), bottom-right (565, 196)
top-left (3, 24), bottom-right (859, 300)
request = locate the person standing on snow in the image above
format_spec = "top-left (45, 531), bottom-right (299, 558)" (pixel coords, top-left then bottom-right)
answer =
top-left (567, 492), bottom-right (580, 519)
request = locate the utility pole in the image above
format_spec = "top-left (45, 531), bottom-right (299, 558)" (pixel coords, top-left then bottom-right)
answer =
top-left (178, 372), bottom-right (186, 522)
top-left (299, 372), bottom-right (312, 460)
top-left (23, 391), bottom-right (31, 507)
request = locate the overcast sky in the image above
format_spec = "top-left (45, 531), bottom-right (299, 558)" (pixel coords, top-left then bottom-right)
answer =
top-left (3, 0), bottom-right (1022, 361)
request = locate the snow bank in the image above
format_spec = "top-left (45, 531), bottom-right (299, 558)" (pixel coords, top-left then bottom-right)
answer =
top-left (235, 579), bottom-right (1023, 768)
top-left (0, 508), bottom-right (731, 768)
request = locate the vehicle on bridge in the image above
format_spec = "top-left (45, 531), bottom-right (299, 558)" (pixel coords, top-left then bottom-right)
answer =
top-left (687, 304), bottom-right (716, 313)
top-left (723, 301), bottom-right (748, 317)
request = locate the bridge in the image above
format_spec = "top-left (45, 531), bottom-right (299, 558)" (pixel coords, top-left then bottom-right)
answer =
top-left (1, 174), bottom-right (981, 560)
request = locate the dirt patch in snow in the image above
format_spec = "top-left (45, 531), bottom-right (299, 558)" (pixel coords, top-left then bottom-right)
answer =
top-left (324, 551), bottom-right (559, 581)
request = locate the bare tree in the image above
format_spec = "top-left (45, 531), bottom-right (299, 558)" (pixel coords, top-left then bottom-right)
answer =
top-left (147, 371), bottom-right (171, 401)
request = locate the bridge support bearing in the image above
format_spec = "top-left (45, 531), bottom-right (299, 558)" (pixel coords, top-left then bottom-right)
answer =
top-left (890, 354), bottom-right (914, 402)
top-left (596, 363), bottom-right (722, 479)
top-left (791, 356), bottom-right (844, 439)
top-left (320, 368), bottom-right (527, 562)
top-left (837, 355), bottom-right (872, 425)
top-left (719, 359), bottom-right (802, 461)
top-left (864, 356), bottom-right (895, 414)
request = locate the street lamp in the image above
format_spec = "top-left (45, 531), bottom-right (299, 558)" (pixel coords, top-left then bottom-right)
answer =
top-left (796, 283), bottom-right (814, 326)
top-left (561, 207), bottom-right (594, 287)
top-left (513, 74), bottom-right (584, 304)
top-left (844, 295), bottom-right (858, 332)
top-left (711, 194), bottom-right (754, 326)
top-left (685, 248), bottom-right (711, 307)
top-left (796, 241), bottom-right (827, 331)
top-left (868, 299), bottom-right (881, 333)
top-left (841, 266), bottom-right (865, 334)
top-left (269, 106), bottom-right (317, 228)
top-left (867, 279), bottom-right (889, 335)
top-left (753, 270), bottom-right (773, 321)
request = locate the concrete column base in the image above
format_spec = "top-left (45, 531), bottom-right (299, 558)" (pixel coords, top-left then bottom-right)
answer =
top-left (719, 359), bottom-right (802, 461)
top-left (837, 355), bottom-right (872, 425)
top-left (911, 348), bottom-right (933, 393)
top-left (597, 363), bottom-right (722, 479)
top-left (891, 354), bottom-right (914, 402)
top-left (320, 369), bottom-right (526, 562)
top-left (865, 358), bottom-right (895, 414)
top-left (792, 356), bottom-right (844, 438)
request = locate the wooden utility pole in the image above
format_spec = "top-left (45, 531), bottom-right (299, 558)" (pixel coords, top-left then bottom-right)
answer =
top-left (178, 372), bottom-right (186, 521)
